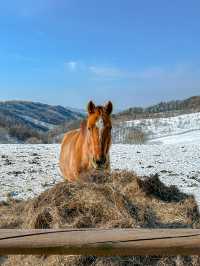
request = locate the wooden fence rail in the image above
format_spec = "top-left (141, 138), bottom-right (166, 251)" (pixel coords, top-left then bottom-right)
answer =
top-left (1, 228), bottom-right (200, 256)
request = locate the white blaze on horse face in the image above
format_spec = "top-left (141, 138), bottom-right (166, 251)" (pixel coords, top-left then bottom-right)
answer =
top-left (95, 117), bottom-right (104, 142)
top-left (96, 117), bottom-right (104, 130)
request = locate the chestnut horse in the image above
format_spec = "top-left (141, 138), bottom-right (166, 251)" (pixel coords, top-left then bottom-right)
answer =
top-left (59, 101), bottom-right (113, 181)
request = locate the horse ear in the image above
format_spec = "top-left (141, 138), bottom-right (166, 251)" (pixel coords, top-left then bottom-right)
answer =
top-left (105, 101), bottom-right (113, 115)
top-left (87, 101), bottom-right (96, 114)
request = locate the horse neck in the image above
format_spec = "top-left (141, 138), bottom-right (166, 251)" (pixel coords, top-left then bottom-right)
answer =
top-left (80, 121), bottom-right (90, 157)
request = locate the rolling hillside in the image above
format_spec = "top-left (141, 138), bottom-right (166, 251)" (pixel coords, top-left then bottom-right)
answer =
top-left (0, 101), bottom-right (84, 143)
top-left (113, 112), bottom-right (200, 144)
top-left (0, 96), bottom-right (199, 144)
top-left (113, 96), bottom-right (200, 122)
top-left (111, 96), bottom-right (200, 144)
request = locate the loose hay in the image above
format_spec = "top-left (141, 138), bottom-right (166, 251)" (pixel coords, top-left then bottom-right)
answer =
top-left (1, 171), bottom-right (200, 265)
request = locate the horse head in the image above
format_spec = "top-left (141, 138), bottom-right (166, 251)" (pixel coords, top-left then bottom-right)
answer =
top-left (83, 101), bottom-right (113, 169)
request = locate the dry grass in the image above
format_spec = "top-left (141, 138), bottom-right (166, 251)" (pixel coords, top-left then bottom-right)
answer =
top-left (1, 171), bottom-right (200, 265)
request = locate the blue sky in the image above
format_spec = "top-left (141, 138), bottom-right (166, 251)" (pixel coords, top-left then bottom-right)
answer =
top-left (0, 0), bottom-right (200, 110)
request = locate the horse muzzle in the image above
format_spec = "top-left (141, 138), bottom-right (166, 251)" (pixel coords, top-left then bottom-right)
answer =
top-left (92, 157), bottom-right (107, 169)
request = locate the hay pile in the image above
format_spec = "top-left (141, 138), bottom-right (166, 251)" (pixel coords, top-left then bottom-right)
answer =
top-left (1, 171), bottom-right (200, 265)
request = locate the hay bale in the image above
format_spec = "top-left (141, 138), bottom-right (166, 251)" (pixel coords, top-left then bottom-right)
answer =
top-left (1, 171), bottom-right (200, 265)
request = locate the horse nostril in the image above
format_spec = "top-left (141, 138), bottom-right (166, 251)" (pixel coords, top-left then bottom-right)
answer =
top-left (101, 157), bottom-right (106, 164)
top-left (96, 157), bottom-right (106, 166)
top-left (95, 159), bottom-right (100, 166)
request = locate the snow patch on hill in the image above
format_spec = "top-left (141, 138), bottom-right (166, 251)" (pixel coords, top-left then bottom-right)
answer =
top-left (114, 112), bottom-right (200, 144)
top-left (125, 112), bottom-right (200, 138)
top-left (148, 130), bottom-right (200, 144)
top-left (20, 115), bottom-right (56, 130)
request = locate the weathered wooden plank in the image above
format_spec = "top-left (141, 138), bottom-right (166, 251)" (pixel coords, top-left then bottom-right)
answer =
top-left (0, 229), bottom-right (200, 256)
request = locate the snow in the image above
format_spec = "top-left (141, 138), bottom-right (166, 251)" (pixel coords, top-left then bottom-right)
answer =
top-left (0, 111), bottom-right (200, 207)
top-left (111, 144), bottom-right (200, 206)
top-left (120, 112), bottom-right (200, 140)
top-left (0, 143), bottom-right (200, 208)
top-left (0, 145), bottom-right (60, 201)
top-left (148, 130), bottom-right (200, 145)
top-left (20, 115), bottom-right (56, 130)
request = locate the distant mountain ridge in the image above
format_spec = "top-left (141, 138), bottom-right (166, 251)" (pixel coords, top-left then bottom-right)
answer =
top-left (0, 96), bottom-right (199, 144)
top-left (47, 95), bottom-right (200, 143)
top-left (0, 101), bottom-right (84, 131)
top-left (113, 96), bottom-right (200, 122)
top-left (65, 106), bottom-right (87, 115)
top-left (0, 101), bottom-right (85, 143)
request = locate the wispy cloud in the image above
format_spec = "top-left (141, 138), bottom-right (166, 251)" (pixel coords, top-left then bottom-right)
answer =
top-left (89, 66), bottom-right (125, 78)
top-left (63, 60), bottom-right (200, 92)
top-left (88, 65), bottom-right (165, 80)
top-left (88, 63), bottom-right (200, 82)
top-left (64, 60), bottom-right (170, 80)
top-left (65, 61), bottom-right (78, 71)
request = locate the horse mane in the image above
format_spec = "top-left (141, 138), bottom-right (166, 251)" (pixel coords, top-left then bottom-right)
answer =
top-left (96, 106), bottom-right (104, 113)
top-left (80, 120), bottom-right (87, 136)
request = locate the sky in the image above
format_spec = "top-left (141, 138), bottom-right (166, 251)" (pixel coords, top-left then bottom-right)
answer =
top-left (0, 0), bottom-right (200, 110)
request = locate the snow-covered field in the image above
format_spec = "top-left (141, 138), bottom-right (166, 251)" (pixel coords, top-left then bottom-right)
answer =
top-left (112, 143), bottom-right (200, 205)
top-left (148, 130), bottom-right (200, 144)
top-left (0, 112), bottom-right (200, 206)
top-left (0, 145), bottom-right (60, 201)
top-left (0, 142), bottom-right (200, 207)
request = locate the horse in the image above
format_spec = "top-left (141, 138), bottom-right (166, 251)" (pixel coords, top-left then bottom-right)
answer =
top-left (59, 101), bottom-right (113, 181)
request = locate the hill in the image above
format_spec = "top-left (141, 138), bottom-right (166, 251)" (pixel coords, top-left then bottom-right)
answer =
top-left (113, 112), bottom-right (200, 144)
top-left (0, 101), bottom-right (84, 143)
top-left (110, 95), bottom-right (200, 144)
top-left (113, 96), bottom-right (200, 122)
top-left (0, 96), bottom-right (199, 144)
top-left (48, 96), bottom-right (200, 144)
